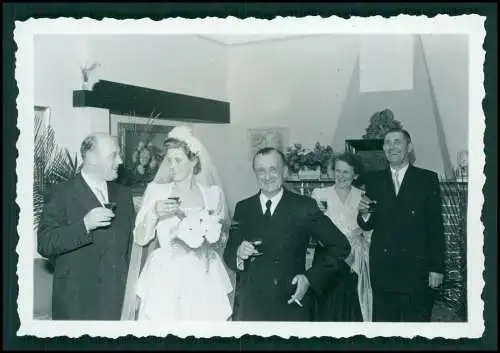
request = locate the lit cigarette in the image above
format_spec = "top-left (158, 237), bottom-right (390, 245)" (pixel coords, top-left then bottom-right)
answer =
top-left (294, 299), bottom-right (303, 307)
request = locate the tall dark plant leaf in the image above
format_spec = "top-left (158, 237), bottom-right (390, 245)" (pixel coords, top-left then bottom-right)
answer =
top-left (33, 109), bottom-right (81, 230)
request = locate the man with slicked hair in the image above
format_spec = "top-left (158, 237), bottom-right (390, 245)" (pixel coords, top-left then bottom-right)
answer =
top-left (38, 133), bottom-right (135, 320)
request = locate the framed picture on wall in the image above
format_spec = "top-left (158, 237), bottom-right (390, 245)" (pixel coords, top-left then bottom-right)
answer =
top-left (248, 127), bottom-right (289, 160)
top-left (116, 122), bottom-right (174, 195)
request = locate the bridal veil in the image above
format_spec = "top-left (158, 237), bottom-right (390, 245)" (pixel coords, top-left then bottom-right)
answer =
top-left (120, 125), bottom-right (231, 320)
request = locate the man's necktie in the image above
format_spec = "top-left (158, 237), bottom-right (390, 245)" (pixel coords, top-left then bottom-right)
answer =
top-left (265, 199), bottom-right (272, 218)
top-left (393, 170), bottom-right (401, 195)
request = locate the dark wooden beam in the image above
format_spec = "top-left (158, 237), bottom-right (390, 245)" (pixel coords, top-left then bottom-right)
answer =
top-left (73, 80), bottom-right (230, 124)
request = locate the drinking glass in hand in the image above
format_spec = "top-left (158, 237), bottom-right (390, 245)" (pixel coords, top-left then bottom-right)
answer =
top-left (168, 197), bottom-right (185, 219)
top-left (251, 238), bottom-right (264, 256)
top-left (368, 200), bottom-right (377, 213)
top-left (168, 197), bottom-right (181, 205)
top-left (104, 202), bottom-right (117, 213)
top-left (361, 191), bottom-right (377, 214)
top-left (229, 220), bottom-right (240, 232)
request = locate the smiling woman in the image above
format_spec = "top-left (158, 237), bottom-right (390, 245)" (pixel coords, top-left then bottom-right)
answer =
top-left (310, 151), bottom-right (370, 322)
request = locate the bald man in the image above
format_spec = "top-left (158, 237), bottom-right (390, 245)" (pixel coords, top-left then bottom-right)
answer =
top-left (38, 133), bottom-right (135, 320)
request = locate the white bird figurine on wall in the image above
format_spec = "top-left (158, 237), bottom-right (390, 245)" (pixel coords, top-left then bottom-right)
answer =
top-left (80, 62), bottom-right (101, 90)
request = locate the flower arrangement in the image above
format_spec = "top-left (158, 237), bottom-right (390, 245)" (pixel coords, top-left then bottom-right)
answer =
top-left (285, 142), bottom-right (334, 175)
top-left (115, 111), bottom-right (165, 189)
top-left (173, 209), bottom-right (225, 273)
top-left (363, 108), bottom-right (403, 139)
top-left (176, 209), bottom-right (223, 249)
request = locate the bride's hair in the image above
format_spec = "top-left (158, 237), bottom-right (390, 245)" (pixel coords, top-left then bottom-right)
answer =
top-left (163, 137), bottom-right (201, 175)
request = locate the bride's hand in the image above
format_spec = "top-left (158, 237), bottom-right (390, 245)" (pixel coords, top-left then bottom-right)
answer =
top-left (155, 199), bottom-right (181, 220)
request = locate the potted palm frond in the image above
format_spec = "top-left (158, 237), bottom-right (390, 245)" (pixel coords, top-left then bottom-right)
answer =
top-left (34, 110), bottom-right (81, 230)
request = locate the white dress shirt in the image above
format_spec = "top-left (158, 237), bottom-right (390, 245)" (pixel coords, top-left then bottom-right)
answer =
top-left (361, 163), bottom-right (410, 222)
top-left (259, 187), bottom-right (284, 216)
top-left (390, 162), bottom-right (410, 195)
top-left (81, 170), bottom-right (108, 205)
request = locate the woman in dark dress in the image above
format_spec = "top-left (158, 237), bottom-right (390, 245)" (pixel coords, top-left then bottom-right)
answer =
top-left (311, 152), bottom-right (372, 321)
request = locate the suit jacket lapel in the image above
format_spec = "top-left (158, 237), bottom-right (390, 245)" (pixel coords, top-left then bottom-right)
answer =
top-left (253, 191), bottom-right (263, 217)
top-left (107, 181), bottom-right (118, 204)
top-left (383, 168), bottom-right (398, 198)
top-left (396, 164), bottom-right (416, 199)
top-left (75, 173), bottom-right (102, 210)
top-left (271, 188), bottom-right (291, 220)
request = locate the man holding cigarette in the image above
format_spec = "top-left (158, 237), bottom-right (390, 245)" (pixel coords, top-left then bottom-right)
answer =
top-left (223, 147), bottom-right (350, 321)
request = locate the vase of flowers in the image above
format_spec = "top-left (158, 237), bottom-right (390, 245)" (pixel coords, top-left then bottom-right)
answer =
top-left (285, 143), bottom-right (306, 179)
top-left (285, 142), bottom-right (334, 180)
top-left (312, 142), bottom-right (334, 177)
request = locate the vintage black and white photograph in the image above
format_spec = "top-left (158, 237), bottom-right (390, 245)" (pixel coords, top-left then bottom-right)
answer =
top-left (15, 15), bottom-right (485, 338)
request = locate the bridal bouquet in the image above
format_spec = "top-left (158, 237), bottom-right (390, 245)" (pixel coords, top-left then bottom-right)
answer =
top-left (175, 209), bottom-right (223, 249)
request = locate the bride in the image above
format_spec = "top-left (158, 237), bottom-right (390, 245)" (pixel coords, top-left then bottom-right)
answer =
top-left (121, 125), bottom-right (233, 320)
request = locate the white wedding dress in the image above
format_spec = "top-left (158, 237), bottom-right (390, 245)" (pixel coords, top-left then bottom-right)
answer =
top-left (134, 182), bottom-right (233, 321)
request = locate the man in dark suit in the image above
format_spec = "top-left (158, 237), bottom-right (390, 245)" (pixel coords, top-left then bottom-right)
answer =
top-left (358, 127), bottom-right (445, 322)
top-left (223, 147), bottom-right (351, 321)
top-left (38, 133), bottom-right (135, 320)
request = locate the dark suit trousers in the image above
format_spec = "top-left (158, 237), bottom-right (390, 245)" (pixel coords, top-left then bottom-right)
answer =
top-left (373, 289), bottom-right (436, 322)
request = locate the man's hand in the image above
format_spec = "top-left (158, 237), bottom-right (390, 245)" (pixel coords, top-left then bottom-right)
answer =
top-left (83, 207), bottom-right (115, 232)
top-left (287, 274), bottom-right (310, 305)
top-left (236, 240), bottom-right (258, 261)
top-left (358, 195), bottom-right (372, 216)
top-left (428, 272), bottom-right (444, 289)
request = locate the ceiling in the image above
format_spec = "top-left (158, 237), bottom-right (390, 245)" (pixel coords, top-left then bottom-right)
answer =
top-left (198, 34), bottom-right (307, 45)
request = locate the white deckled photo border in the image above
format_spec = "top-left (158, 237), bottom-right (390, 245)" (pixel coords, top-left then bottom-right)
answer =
top-left (15, 15), bottom-right (486, 339)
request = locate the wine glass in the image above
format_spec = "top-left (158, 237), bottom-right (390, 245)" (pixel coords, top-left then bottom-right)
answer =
top-left (251, 238), bottom-right (264, 256)
top-left (319, 199), bottom-right (328, 212)
top-left (247, 235), bottom-right (264, 262)
top-left (104, 202), bottom-right (117, 213)
top-left (360, 190), bottom-right (377, 213)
